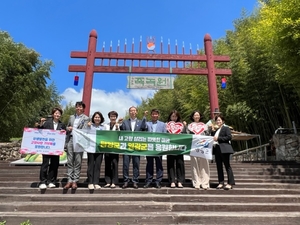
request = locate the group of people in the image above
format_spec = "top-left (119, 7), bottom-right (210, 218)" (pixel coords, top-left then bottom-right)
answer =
top-left (37, 101), bottom-right (235, 191)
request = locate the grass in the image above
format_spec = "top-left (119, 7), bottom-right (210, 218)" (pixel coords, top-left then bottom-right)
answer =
top-left (20, 220), bottom-right (32, 225)
top-left (0, 220), bottom-right (32, 225)
top-left (9, 137), bottom-right (22, 142)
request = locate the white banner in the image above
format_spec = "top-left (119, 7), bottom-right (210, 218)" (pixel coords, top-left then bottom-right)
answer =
top-left (189, 135), bottom-right (213, 160)
top-left (20, 128), bottom-right (66, 155)
top-left (73, 128), bottom-right (97, 153)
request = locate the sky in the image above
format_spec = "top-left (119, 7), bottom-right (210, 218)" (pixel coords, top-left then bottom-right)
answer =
top-left (0, 0), bottom-right (258, 119)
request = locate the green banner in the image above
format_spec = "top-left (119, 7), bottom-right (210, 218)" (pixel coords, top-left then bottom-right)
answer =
top-left (73, 129), bottom-right (214, 159)
top-left (96, 130), bottom-right (192, 155)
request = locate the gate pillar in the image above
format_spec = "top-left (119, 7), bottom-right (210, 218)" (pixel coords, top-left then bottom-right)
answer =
top-left (204, 34), bottom-right (219, 119)
top-left (82, 30), bottom-right (97, 116)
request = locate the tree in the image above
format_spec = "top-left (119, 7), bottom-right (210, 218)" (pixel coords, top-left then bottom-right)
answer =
top-left (135, 0), bottom-right (300, 148)
top-left (0, 31), bottom-right (62, 141)
top-left (61, 102), bottom-right (75, 125)
top-left (250, 0), bottom-right (300, 96)
top-left (218, 1), bottom-right (300, 144)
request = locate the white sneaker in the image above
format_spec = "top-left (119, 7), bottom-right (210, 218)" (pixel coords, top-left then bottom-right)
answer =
top-left (88, 184), bottom-right (94, 190)
top-left (39, 184), bottom-right (47, 189)
top-left (94, 184), bottom-right (101, 189)
top-left (48, 183), bottom-right (56, 188)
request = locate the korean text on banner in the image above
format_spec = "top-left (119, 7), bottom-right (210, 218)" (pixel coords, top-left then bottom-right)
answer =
top-left (20, 128), bottom-right (66, 155)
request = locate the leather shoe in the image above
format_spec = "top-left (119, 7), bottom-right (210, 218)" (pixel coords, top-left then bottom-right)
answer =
top-left (122, 182), bottom-right (128, 189)
top-left (133, 183), bottom-right (138, 189)
top-left (155, 183), bottom-right (161, 189)
top-left (63, 182), bottom-right (72, 190)
top-left (143, 183), bottom-right (151, 188)
top-left (72, 182), bottom-right (78, 190)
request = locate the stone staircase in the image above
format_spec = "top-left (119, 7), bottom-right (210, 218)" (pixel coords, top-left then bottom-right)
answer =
top-left (0, 157), bottom-right (300, 225)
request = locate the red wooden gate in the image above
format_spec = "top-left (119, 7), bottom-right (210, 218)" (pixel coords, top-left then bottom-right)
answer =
top-left (69, 30), bottom-right (232, 117)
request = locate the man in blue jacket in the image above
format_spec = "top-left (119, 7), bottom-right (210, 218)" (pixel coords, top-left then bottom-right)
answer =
top-left (144, 109), bottom-right (167, 189)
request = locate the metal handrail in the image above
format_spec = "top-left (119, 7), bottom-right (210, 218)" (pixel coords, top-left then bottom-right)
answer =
top-left (232, 143), bottom-right (269, 162)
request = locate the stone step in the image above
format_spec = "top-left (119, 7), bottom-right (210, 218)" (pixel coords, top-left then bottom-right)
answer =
top-left (1, 177), bottom-right (300, 187)
top-left (1, 182), bottom-right (300, 189)
top-left (0, 187), bottom-right (300, 195)
top-left (1, 178), bottom-right (299, 186)
top-left (1, 211), bottom-right (300, 225)
top-left (1, 193), bottom-right (300, 203)
top-left (2, 201), bottom-right (300, 213)
top-left (2, 165), bottom-right (300, 177)
top-left (2, 165), bottom-right (300, 176)
top-left (1, 178), bottom-right (300, 188)
top-left (0, 172), bottom-right (300, 183)
top-left (1, 160), bottom-right (300, 224)
top-left (1, 178), bottom-right (300, 186)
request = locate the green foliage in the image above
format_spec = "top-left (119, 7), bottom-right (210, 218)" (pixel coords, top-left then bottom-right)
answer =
top-left (251, 0), bottom-right (300, 95)
top-left (136, 0), bottom-right (300, 148)
top-left (137, 74), bottom-right (210, 123)
top-left (20, 220), bottom-right (32, 225)
top-left (221, 0), bottom-right (300, 144)
top-left (61, 101), bottom-right (75, 125)
top-left (0, 220), bottom-right (32, 225)
top-left (137, 89), bottom-right (176, 122)
top-left (0, 31), bottom-right (62, 141)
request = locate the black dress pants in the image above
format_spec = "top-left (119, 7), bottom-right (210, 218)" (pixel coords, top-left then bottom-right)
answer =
top-left (104, 153), bottom-right (119, 184)
top-left (167, 155), bottom-right (185, 183)
top-left (214, 145), bottom-right (235, 185)
top-left (40, 155), bottom-right (59, 184)
top-left (87, 153), bottom-right (103, 184)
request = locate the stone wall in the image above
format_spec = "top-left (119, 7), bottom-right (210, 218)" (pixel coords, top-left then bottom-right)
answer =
top-left (0, 141), bottom-right (22, 161)
top-left (273, 134), bottom-right (300, 161)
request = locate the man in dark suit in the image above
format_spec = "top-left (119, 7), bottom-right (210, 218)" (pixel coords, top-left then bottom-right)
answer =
top-left (63, 101), bottom-right (90, 190)
top-left (119, 106), bottom-right (147, 189)
top-left (144, 109), bottom-right (167, 189)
